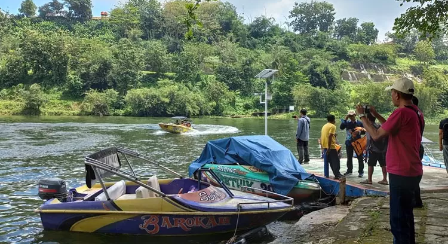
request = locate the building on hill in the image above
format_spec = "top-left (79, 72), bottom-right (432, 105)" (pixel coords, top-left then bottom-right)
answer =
top-left (92, 11), bottom-right (108, 20)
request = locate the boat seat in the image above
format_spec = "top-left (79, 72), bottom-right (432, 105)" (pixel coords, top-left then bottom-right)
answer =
top-left (95, 180), bottom-right (126, 201)
top-left (136, 175), bottom-right (161, 198)
top-left (117, 194), bottom-right (137, 200)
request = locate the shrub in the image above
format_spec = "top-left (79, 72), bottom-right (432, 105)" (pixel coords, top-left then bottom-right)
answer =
top-left (21, 84), bottom-right (47, 115)
top-left (81, 89), bottom-right (119, 116)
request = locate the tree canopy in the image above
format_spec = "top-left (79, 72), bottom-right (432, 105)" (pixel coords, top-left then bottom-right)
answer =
top-left (394, 0), bottom-right (448, 39)
top-left (19, 0), bottom-right (37, 17)
top-left (0, 0), bottom-right (447, 118)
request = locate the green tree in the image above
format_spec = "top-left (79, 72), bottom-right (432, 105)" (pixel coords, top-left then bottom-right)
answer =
top-left (21, 84), bottom-right (47, 115)
top-left (386, 30), bottom-right (419, 54)
top-left (110, 4), bottom-right (140, 39)
top-left (122, 0), bottom-right (163, 40)
top-left (414, 40), bottom-right (435, 63)
top-left (292, 83), bottom-right (348, 117)
top-left (125, 88), bottom-right (168, 116)
top-left (38, 0), bottom-right (65, 18)
top-left (289, 1), bottom-right (335, 34)
top-left (334, 18), bottom-right (358, 41)
top-left (350, 82), bottom-right (394, 113)
top-left (356, 22), bottom-right (379, 45)
top-left (422, 68), bottom-right (448, 107)
top-left (65, 0), bottom-right (92, 21)
top-left (142, 40), bottom-right (171, 73)
top-left (306, 58), bottom-right (341, 90)
top-left (81, 89), bottom-right (119, 116)
top-left (19, 0), bottom-right (37, 17)
top-left (162, 1), bottom-right (189, 39)
top-left (201, 78), bottom-right (232, 115)
top-left (110, 39), bottom-right (144, 94)
top-left (394, 0), bottom-right (448, 39)
top-left (19, 29), bottom-right (69, 87)
top-left (248, 16), bottom-right (282, 40)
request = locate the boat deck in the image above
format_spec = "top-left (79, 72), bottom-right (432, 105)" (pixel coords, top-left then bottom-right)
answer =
top-left (302, 158), bottom-right (448, 197)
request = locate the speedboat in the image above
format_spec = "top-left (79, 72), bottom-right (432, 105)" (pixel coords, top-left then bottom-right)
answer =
top-left (35, 147), bottom-right (293, 236)
top-left (422, 136), bottom-right (446, 169)
top-left (189, 136), bottom-right (321, 203)
top-left (158, 116), bottom-right (193, 134)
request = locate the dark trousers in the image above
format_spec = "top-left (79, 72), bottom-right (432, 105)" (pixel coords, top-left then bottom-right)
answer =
top-left (389, 173), bottom-right (422, 244)
top-left (297, 139), bottom-right (310, 164)
top-left (346, 143), bottom-right (364, 174)
top-left (323, 149), bottom-right (341, 177)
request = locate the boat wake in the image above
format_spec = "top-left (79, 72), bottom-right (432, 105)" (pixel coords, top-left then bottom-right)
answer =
top-left (152, 124), bottom-right (240, 136)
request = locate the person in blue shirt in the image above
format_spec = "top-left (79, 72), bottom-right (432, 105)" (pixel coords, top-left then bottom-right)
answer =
top-left (340, 110), bottom-right (365, 177)
top-left (296, 109), bottom-right (310, 164)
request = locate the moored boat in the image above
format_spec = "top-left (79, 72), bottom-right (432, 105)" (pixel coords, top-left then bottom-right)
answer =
top-left (189, 135), bottom-right (321, 203)
top-left (422, 136), bottom-right (446, 168)
top-left (35, 147), bottom-right (293, 236)
top-left (158, 116), bottom-right (193, 134)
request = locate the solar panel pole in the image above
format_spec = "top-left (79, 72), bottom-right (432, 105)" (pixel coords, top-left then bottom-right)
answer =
top-left (255, 69), bottom-right (278, 136)
top-left (264, 78), bottom-right (268, 135)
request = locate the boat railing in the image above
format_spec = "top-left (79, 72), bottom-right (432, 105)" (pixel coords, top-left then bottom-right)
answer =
top-left (116, 147), bottom-right (183, 179)
top-left (238, 186), bottom-right (294, 209)
top-left (85, 157), bottom-right (167, 200)
top-left (84, 147), bottom-right (184, 201)
top-left (196, 168), bottom-right (234, 198)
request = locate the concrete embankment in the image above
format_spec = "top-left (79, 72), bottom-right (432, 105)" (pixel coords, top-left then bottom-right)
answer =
top-left (268, 192), bottom-right (448, 244)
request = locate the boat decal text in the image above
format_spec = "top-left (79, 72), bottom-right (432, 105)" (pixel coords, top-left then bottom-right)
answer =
top-left (207, 173), bottom-right (274, 193)
top-left (215, 166), bottom-right (247, 176)
top-left (213, 174), bottom-right (254, 189)
top-left (245, 166), bottom-right (265, 173)
top-left (199, 190), bottom-right (220, 202)
top-left (139, 215), bottom-right (231, 234)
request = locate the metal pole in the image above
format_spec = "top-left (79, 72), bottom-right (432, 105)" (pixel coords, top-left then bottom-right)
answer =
top-left (265, 79), bottom-right (268, 135)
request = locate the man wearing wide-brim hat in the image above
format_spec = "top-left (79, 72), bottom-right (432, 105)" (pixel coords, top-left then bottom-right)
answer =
top-left (355, 77), bottom-right (424, 244)
top-left (340, 110), bottom-right (365, 177)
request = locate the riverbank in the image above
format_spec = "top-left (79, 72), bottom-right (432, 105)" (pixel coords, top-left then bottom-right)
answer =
top-left (268, 193), bottom-right (448, 244)
top-left (1, 102), bottom-right (447, 126)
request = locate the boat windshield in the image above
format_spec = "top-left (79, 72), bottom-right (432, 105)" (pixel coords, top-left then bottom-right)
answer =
top-left (84, 147), bottom-right (184, 200)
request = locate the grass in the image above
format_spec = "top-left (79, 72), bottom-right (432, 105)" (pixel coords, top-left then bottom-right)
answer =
top-left (0, 98), bottom-right (81, 116)
top-left (431, 63), bottom-right (448, 70)
top-left (0, 100), bottom-right (24, 115)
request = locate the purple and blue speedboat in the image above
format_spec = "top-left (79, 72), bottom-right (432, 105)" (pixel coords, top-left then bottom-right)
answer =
top-left (35, 147), bottom-right (293, 236)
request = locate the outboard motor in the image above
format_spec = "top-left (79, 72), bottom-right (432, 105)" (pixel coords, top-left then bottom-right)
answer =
top-left (38, 178), bottom-right (68, 201)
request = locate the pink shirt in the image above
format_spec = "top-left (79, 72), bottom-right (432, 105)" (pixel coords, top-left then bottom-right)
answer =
top-left (381, 105), bottom-right (424, 177)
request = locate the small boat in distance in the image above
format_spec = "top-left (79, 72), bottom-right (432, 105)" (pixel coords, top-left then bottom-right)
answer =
top-left (35, 147), bottom-right (293, 236)
top-left (159, 116), bottom-right (193, 134)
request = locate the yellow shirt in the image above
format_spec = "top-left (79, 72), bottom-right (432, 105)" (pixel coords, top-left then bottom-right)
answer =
top-left (321, 123), bottom-right (336, 149)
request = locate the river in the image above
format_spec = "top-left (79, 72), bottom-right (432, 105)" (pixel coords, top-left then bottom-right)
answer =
top-left (0, 116), bottom-right (443, 243)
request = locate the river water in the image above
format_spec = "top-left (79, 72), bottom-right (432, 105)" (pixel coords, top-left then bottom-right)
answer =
top-left (0, 116), bottom-right (443, 243)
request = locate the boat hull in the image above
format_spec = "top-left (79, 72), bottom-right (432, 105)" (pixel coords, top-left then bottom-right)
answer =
top-left (201, 164), bottom-right (321, 203)
top-left (158, 123), bottom-right (193, 134)
top-left (39, 211), bottom-right (285, 236)
top-left (36, 178), bottom-right (292, 236)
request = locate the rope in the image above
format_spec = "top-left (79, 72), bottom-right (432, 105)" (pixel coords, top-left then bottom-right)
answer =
top-left (226, 205), bottom-right (242, 244)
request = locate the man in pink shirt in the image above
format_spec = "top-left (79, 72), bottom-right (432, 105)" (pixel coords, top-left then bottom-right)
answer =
top-left (355, 78), bottom-right (424, 244)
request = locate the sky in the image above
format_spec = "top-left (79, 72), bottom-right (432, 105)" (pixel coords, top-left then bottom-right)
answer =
top-left (0, 0), bottom-right (417, 41)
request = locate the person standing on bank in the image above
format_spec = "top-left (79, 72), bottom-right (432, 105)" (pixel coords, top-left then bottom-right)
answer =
top-left (320, 115), bottom-right (343, 179)
top-left (360, 112), bottom-right (388, 185)
top-left (440, 117), bottom-right (448, 173)
top-left (296, 109), bottom-right (310, 165)
top-left (340, 110), bottom-right (365, 177)
top-left (355, 78), bottom-right (424, 244)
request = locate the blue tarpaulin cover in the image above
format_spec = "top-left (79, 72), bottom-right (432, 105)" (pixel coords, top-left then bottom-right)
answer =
top-left (188, 135), bottom-right (314, 195)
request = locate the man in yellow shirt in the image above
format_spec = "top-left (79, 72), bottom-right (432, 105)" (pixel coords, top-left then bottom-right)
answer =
top-left (321, 115), bottom-right (343, 179)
